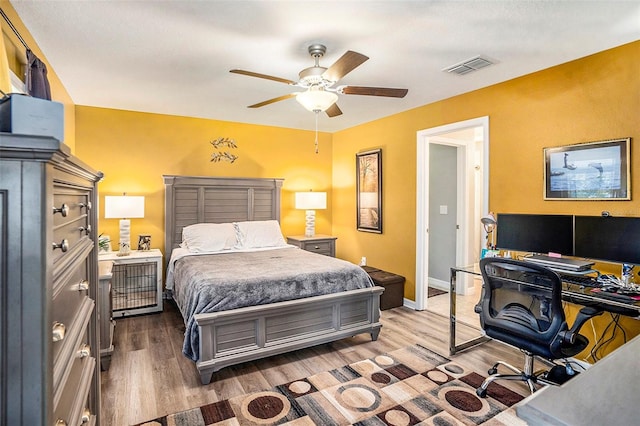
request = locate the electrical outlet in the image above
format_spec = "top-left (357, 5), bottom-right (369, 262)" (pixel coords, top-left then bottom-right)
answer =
top-left (360, 256), bottom-right (367, 266)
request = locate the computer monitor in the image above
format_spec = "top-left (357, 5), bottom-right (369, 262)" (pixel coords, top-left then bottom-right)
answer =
top-left (574, 216), bottom-right (640, 265)
top-left (495, 213), bottom-right (574, 255)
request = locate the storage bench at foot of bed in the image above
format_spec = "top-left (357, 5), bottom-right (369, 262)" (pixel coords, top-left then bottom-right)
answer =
top-left (194, 286), bottom-right (384, 384)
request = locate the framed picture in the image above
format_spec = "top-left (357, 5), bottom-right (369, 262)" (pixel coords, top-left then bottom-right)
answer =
top-left (544, 138), bottom-right (630, 200)
top-left (356, 149), bottom-right (382, 233)
top-left (137, 234), bottom-right (151, 251)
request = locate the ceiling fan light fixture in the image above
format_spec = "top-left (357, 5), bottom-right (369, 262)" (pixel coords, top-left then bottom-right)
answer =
top-left (295, 89), bottom-right (338, 113)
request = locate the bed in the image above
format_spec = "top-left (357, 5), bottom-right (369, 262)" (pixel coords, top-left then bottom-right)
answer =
top-left (163, 175), bottom-right (384, 384)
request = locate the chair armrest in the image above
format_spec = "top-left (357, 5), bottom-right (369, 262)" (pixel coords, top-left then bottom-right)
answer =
top-left (570, 306), bottom-right (604, 335)
top-left (558, 307), bottom-right (603, 345)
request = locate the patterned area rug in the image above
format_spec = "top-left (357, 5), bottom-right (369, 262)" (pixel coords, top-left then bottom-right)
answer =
top-left (136, 345), bottom-right (526, 426)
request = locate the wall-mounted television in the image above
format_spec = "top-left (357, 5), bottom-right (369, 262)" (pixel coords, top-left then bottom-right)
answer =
top-left (574, 216), bottom-right (640, 265)
top-left (495, 213), bottom-right (574, 256)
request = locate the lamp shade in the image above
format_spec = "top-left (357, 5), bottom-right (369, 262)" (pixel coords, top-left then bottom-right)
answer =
top-left (104, 195), bottom-right (145, 219)
top-left (295, 89), bottom-right (338, 112)
top-left (480, 213), bottom-right (496, 232)
top-left (295, 192), bottom-right (327, 210)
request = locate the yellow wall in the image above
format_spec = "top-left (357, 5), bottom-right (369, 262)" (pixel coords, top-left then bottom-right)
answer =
top-left (332, 41), bottom-right (640, 358)
top-left (74, 106), bottom-right (333, 256)
top-left (333, 41), bottom-right (639, 298)
top-left (0, 1), bottom-right (76, 149)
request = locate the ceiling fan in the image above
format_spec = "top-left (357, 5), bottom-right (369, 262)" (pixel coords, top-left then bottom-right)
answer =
top-left (230, 44), bottom-right (408, 117)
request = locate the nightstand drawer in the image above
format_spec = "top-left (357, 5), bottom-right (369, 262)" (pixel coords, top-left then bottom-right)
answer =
top-left (303, 240), bottom-right (332, 255)
top-left (287, 235), bottom-right (337, 257)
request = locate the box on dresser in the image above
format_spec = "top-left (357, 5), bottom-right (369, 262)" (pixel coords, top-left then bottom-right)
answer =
top-left (0, 94), bottom-right (64, 142)
top-left (0, 133), bottom-right (102, 425)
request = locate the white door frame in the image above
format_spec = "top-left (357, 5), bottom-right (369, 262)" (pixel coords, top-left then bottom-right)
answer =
top-left (415, 116), bottom-right (490, 310)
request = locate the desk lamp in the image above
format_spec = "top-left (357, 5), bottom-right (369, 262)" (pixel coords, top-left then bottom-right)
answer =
top-left (295, 191), bottom-right (326, 237)
top-left (481, 213), bottom-right (497, 249)
top-left (104, 194), bottom-right (145, 256)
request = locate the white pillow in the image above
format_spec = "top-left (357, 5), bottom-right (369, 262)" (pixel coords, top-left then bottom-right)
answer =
top-left (181, 222), bottom-right (237, 253)
top-left (234, 220), bottom-right (287, 249)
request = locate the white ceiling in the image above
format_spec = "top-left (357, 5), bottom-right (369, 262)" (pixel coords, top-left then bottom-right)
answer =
top-left (9, 1), bottom-right (640, 133)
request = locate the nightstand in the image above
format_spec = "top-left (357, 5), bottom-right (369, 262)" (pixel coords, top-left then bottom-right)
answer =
top-left (287, 235), bottom-right (337, 257)
top-left (98, 249), bottom-right (163, 317)
top-left (98, 260), bottom-right (115, 370)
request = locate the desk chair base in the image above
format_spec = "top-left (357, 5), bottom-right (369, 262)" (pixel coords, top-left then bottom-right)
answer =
top-left (476, 352), bottom-right (576, 398)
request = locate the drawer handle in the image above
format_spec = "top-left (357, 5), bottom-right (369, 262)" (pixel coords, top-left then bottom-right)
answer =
top-left (52, 322), bottom-right (66, 342)
top-left (55, 419), bottom-right (67, 426)
top-left (52, 239), bottom-right (69, 252)
top-left (52, 203), bottom-right (69, 217)
top-left (81, 408), bottom-right (91, 424)
top-left (77, 343), bottom-right (91, 358)
top-left (79, 224), bottom-right (92, 235)
top-left (77, 279), bottom-right (89, 292)
top-left (314, 245), bottom-right (320, 249)
top-left (79, 201), bottom-right (92, 211)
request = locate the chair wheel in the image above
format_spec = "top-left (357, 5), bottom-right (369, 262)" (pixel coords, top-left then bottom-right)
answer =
top-left (476, 388), bottom-right (487, 398)
top-left (488, 368), bottom-right (497, 375)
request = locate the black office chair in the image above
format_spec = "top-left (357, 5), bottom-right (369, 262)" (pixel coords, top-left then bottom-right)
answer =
top-left (475, 257), bottom-right (603, 397)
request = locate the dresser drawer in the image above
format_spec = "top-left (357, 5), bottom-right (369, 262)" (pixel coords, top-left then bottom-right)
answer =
top-left (52, 261), bottom-right (91, 359)
top-left (53, 342), bottom-right (96, 426)
top-left (52, 190), bottom-right (91, 228)
top-left (53, 298), bottom-right (94, 394)
top-left (52, 188), bottom-right (92, 264)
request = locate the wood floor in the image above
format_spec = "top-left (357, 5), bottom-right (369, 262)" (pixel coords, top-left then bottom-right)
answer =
top-left (100, 300), bottom-right (533, 426)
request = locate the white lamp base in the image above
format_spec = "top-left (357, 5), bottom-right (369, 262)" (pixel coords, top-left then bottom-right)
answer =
top-left (117, 218), bottom-right (132, 256)
top-left (304, 210), bottom-right (316, 237)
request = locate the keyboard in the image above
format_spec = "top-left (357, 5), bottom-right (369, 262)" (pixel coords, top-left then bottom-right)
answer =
top-left (590, 290), bottom-right (635, 304)
top-left (560, 274), bottom-right (600, 288)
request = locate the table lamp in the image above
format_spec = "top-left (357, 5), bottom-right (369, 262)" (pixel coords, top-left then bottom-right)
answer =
top-left (104, 194), bottom-right (145, 256)
top-left (295, 191), bottom-right (326, 237)
top-left (481, 212), bottom-right (497, 249)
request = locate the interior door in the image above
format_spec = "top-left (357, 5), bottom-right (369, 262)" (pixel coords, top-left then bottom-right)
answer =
top-left (428, 144), bottom-right (458, 291)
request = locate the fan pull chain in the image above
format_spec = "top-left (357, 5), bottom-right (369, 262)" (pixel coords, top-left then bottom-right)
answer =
top-left (314, 111), bottom-right (319, 154)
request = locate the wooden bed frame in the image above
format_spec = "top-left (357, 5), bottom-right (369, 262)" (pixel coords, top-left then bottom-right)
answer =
top-left (163, 175), bottom-right (383, 384)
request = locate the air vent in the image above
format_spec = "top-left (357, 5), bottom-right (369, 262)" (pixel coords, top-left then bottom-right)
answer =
top-left (443, 55), bottom-right (495, 76)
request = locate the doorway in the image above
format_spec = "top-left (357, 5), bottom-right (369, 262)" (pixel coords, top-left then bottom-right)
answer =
top-left (415, 117), bottom-right (489, 312)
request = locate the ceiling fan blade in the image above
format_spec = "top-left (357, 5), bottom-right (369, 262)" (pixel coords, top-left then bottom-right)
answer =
top-left (230, 69), bottom-right (296, 85)
top-left (340, 86), bottom-right (408, 98)
top-left (322, 51), bottom-right (369, 82)
top-left (248, 93), bottom-right (297, 108)
top-left (325, 103), bottom-right (343, 118)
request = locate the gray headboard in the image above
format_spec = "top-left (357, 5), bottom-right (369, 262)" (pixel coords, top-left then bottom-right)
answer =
top-left (163, 175), bottom-right (284, 255)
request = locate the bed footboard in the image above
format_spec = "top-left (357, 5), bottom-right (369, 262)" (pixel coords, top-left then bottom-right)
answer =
top-left (194, 286), bottom-right (384, 384)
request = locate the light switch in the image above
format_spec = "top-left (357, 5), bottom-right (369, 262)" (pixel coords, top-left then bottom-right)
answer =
top-left (440, 205), bottom-right (448, 215)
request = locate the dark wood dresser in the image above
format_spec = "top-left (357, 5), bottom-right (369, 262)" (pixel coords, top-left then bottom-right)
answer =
top-left (0, 134), bottom-right (102, 425)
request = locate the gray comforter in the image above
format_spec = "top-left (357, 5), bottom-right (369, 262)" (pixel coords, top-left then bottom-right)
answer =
top-left (172, 247), bottom-right (374, 361)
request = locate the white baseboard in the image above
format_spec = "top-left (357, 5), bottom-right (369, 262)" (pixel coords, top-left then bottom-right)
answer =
top-left (403, 298), bottom-right (417, 310)
top-left (428, 277), bottom-right (449, 292)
